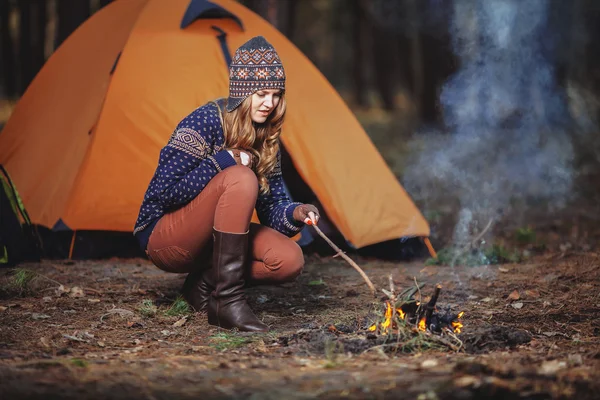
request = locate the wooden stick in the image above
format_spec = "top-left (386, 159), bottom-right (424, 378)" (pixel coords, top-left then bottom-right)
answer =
top-left (424, 284), bottom-right (441, 327)
top-left (311, 224), bottom-right (377, 297)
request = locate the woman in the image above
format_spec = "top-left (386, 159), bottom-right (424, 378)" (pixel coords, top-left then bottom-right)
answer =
top-left (133, 36), bottom-right (320, 333)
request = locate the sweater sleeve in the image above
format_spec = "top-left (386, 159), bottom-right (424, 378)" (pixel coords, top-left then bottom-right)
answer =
top-left (255, 151), bottom-right (305, 237)
top-left (156, 125), bottom-right (236, 211)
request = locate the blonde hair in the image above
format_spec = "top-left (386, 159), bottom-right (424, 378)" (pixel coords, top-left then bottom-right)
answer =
top-left (222, 92), bottom-right (286, 194)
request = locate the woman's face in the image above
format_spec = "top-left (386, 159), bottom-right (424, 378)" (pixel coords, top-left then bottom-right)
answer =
top-left (250, 89), bottom-right (282, 124)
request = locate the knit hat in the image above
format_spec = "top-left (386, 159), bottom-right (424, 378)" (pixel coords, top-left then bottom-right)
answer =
top-left (226, 36), bottom-right (286, 112)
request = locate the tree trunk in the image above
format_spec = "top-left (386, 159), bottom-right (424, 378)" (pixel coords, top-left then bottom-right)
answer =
top-left (55, 0), bottom-right (90, 49)
top-left (352, 0), bottom-right (367, 108)
top-left (31, 0), bottom-right (47, 89)
top-left (0, 0), bottom-right (17, 97)
top-left (406, 0), bottom-right (423, 120)
top-left (277, 0), bottom-right (297, 40)
top-left (370, 25), bottom-right (396, 111)
top-left (241, 0), bottom-right (269, 21)
top-left (17, 1), bottom-right (32, 93)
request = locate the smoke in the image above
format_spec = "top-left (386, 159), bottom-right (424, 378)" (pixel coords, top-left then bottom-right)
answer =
top-left (402, 0), bottom-right (578, 248)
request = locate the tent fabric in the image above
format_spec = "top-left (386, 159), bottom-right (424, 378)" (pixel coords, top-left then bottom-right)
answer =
top-left (0, 0), bottom-right (430, 250)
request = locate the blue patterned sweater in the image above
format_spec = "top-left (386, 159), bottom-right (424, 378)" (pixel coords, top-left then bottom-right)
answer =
top-left (133, 100), bottom-right (304, 251)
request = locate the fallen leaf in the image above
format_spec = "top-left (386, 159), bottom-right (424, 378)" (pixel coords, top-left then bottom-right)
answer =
top-left (254, 339), bottom-right (267, 353)
top-left (421, 359), bottom-right (438, 368)
top-left (511, 302), bottom-right (524, 309)
top-left (42, 297), bottom-right (53, 303)
top-left (97, 341), bottom-right (106, 348)
top-left (87, 298), bottom-right (101, 303)
top-left (0, 306), bottom-right (7, 312)
top-left (40, 337), bottom-right (50, 348)
top-left (454, 375), bottom-right (481, 388)
top-left (525, 289), bottom-right (540, 298)
top-left (173, 317), bottom-right (187, 327)
top-left (32, 313), bottom-right (51, 320)
top-left (480, 297), bottom-right (493, 303)
top-left (56, 285), bottom-right (69, 296)
top-left (508, 290), bottom-right (520, 300)
top-left (539, 360), bottom-right (567, 375)
top-left (69, 287), bottom-right (85, 298)
top-left (498, 267), bottom-right (509, 273)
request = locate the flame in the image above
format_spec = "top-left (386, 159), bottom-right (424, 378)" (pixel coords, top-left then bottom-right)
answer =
top-left (418, 317), bottom-right (426, 331)
top-left (451, 321), bottom-right (463, 333)
top-left (451, 311), bottom-right (464, 333)
top-left (396, 307), bottom-right (406, 320)
top-left (368, 302), bottom-right (397, 333)
top-left (380, 302), bottom-right (393, 333)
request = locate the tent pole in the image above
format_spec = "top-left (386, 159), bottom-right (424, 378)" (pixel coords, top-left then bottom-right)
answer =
top-left (423, 237), bottom-right (437, 259)
top-left (68, 230), bottom-right (77, 260)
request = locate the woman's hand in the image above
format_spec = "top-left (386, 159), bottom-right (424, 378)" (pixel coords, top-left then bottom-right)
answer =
top-left (227, 149), bottom-right (254, 168)
top-left (293, 204), bottom-right (320, 225)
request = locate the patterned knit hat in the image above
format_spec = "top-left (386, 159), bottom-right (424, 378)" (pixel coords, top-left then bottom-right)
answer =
top-left (226, 36), bottom-right (286, 112)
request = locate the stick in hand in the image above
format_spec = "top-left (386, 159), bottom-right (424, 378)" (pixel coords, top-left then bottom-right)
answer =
top-left (304, 219), bottom-right (377, 297)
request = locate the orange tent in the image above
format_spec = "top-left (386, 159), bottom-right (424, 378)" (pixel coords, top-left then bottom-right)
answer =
top-left (0, 0), bottom-right (433, 255)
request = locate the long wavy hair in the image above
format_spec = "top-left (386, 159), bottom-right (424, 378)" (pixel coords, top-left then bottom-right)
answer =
top-left (222, 92), bottom-right (286, 194)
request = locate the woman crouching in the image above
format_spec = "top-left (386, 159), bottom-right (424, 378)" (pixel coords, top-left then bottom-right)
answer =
top-left (133, 36), bottom-right (319, 332)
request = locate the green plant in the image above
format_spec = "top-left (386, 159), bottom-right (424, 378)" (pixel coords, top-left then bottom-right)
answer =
top-left (138, 299), bottom-right (158, 318)
top-left (2, 268), bottom-right (38, 295)
top-left (515, 227), bottom-right (536, 245)
top-left (70, 358), bottom-right (88, 368)
top-left (164, 296), bottom-right (191, 317)
top-left (483, 244), bottom-right (521, 264)
top-left (209, 332), bottom-right (252, 351)
top-left (425, 244), bottom-right (521, 267)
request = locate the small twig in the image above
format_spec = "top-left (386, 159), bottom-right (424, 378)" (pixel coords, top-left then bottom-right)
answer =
top-left (413, 277), bottom-right (423, 304)
top-left (426, 333), bottom-right (461, 352)
top-left (451, 217), bottom-right (494, 266)
top-left (311, 224), bottom-right (376, 297)
top-left (100, 308), bottom-right (134, 322)
top-left (445, 330), bottom-right (464, 351)
top-left (413, 277), bottom-right (423, 329)
top-left (388, 275), bottom-right (397, 325)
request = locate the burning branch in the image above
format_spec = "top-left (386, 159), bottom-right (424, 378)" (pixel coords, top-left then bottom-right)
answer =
top-left (310, 223), bottom-right (376, 297)
top-left (424, 284), bottom-right (441, 328)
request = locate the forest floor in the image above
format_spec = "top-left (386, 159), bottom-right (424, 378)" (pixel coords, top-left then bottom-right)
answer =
top-left (1, 249), bottom-right (599, 399)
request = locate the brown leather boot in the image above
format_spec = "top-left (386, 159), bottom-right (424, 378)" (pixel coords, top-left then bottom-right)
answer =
top-left (182, 266), bottom-right (213, 312)
top-left (207, 229), bottom-right (268, 332)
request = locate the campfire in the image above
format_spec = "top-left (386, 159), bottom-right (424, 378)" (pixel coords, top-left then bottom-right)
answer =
top-left (367, 283), bottom-right (464, 337)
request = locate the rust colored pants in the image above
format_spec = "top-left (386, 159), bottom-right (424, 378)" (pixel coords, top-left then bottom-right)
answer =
top-left (146, 165), bottom-right (304, 284)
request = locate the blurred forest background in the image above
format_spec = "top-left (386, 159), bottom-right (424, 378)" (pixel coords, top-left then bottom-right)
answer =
top-left (2, 0), bottom-right (600, 254)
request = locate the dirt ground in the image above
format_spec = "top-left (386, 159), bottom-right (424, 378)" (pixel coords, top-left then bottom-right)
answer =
top-left (1, 249), bottom-right (599, 400)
